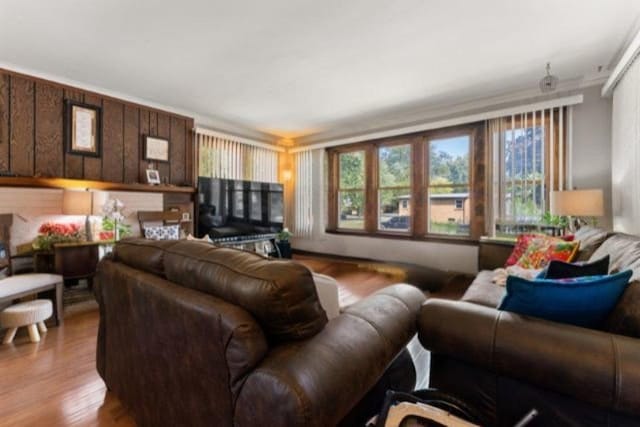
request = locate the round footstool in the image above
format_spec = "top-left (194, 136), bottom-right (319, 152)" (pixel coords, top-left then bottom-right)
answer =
top-left (1, 299), bottom-right (52, 344)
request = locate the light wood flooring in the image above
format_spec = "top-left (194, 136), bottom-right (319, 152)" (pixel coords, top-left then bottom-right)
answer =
top-left (0, 254), bottom-right (453, 426)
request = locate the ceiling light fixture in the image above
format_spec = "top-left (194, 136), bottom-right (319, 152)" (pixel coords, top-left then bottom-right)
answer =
top-left (539, 62), bottom-right (559, 93)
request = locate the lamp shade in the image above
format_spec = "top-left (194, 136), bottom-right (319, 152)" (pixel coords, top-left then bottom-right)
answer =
top-left (550, 189), bottom-right (604, 217)
top-left (62, 189), bottom-right (92, 215)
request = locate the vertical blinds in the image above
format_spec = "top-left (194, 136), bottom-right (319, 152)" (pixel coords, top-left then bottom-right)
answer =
top-left (291, 150), bottom-right (313, 237)
top-left (611, 55), bottom-right (640, 234)
top-left (487, 107), bottom-right (567, 234)
top-left (197, 132), bottom-right (279, 183)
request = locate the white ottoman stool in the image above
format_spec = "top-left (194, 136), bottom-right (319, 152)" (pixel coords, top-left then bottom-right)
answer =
top-left (1, 299), bottom-right (53, 344)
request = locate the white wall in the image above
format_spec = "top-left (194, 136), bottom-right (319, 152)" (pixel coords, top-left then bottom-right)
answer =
top-left (570, 85), bottom-right (613, 230)
top-left (291, 86), bottom-right (613, 273)
top-left (0, 188), bottom-right (163, 252)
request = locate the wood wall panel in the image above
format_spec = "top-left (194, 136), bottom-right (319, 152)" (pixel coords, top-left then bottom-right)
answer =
top-left (82, 94), bottom-right (103, 180)
top-left (123, 105), bottom-right (139, 183)
top-left (0, 74), bottom-right (9, 171)
top-left (0, 69), bottom-right (195, 187)
top-left (139, 110), bottom-right (150, 182)
top-left (156, 113), bottom-right (170, 184)
top-left (9, 77), bottom-right (34, 177)
top-left (63, 89), bottom-right (85, 179)
top-left (170, 116), bottom-right (185, 185)
top-left (35, 83), bottom-right (63, 178)
top-left (101, 99), bottom-right (124, 183)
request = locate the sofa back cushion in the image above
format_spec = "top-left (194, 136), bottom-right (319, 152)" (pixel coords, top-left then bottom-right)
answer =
top-left (162, 240), bottom-right (328, 342)
top-left (574, 226), bottom-right (609, 262)
top-left (588, 232), bottom-right (640, 338)
top-left (113, 238), bottom-right (179, 277)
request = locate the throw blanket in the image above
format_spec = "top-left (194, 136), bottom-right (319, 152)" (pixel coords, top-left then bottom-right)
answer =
top-left (493, 265), bottom-right (543, 286)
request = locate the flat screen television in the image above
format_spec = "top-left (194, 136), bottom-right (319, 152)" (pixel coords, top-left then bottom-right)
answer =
top-left (197, 177), bottom-right (284, 239)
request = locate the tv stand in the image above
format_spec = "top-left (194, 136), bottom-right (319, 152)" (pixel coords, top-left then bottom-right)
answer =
top-left (211, 233), bottom-right (281, 258)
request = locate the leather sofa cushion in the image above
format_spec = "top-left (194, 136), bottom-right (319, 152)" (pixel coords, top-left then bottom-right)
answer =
top-left (590, 233), bottom-right (640, 280)
top-left (113, 238), bottom-right (180, 277)
top-left (580, 233), bottom-right (640, 338)
top-left (574, 226), bottom-right (609, 262)
top-left (605, 280), bottom-right (640, 338)
top-left (161, 240), bottom-right (328, 342)
top-left (461, 270), bottom-right (505, 308)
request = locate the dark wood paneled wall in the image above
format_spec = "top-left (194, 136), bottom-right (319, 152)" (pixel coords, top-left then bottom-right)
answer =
top-left (0, 69), bottom-right (195, 186)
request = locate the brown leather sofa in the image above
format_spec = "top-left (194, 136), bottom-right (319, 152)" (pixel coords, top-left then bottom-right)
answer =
top-left (418, 227), bottom-right (640, 426)
top-left (95, 238), bottom-right (425, 427)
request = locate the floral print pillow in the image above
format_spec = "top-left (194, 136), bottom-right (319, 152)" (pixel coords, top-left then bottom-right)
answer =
top-left (516, 236), bottom-right (580, 269)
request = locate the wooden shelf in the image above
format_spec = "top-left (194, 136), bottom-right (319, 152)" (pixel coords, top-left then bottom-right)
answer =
top-left (0, 177), bottom-right (195, 194)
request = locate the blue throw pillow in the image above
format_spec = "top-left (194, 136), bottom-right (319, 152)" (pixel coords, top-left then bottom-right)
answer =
top-left (498, 270), bottom-right (632, 328)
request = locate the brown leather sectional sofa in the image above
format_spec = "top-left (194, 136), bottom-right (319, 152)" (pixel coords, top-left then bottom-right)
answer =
top-left (419, 227), bottom-right (640, 426)
top-left (95, 238), bottom-right (425, 427)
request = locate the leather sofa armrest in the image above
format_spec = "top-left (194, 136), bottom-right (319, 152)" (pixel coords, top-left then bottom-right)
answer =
top-left (234, 284), bottom-right (426, 426)
top-left (418, 299), bottom-right (640, 416)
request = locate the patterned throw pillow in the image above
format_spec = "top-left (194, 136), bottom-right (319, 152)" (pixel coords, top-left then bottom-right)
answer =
top-left (505, 234), bottom-right (540, 267)
top-left (144, 225), bottom-right (180, 240)
top-left (516, 236), bottom-right (580, 269)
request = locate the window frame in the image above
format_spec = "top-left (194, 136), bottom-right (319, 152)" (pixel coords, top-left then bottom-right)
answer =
top-left (493, 110), bottom-right (565, 236)
top-left (335, 147), bottom-right (368, 232)
top-left (327, 123), bottom-right (484, 243)
top-left (376, 140), bottom-right (413, 234)
top-left (424, 128), bottom-right (474, 238)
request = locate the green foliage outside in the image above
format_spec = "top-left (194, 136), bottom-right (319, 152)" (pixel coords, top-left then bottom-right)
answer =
top-left (338, 141), bottom-right (470, 217)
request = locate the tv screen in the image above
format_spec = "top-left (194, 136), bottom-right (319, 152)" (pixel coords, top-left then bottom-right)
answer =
top-left (197, 177), bottom-right (284, 239)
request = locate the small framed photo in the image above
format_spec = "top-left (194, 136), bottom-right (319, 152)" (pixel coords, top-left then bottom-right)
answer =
top-left (181, 212), bottom-right (191, 221)
top-left (144, 136), bottom-right (170, 162)
top-left (146, 169), bottom-right (161, 185)
top-left (65, 100), bottom-right (102, 157)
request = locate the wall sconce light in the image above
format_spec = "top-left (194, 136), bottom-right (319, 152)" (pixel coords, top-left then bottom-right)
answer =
top-left (282, 170), bottom-right (292, 181)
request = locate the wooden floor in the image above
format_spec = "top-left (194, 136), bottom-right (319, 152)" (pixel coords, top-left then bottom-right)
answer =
top-left (0, 254), bottom-right (456, 427)
top-left (0, 301), bottom-right (136, 427)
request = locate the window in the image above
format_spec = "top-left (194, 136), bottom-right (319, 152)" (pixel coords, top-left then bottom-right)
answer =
top-left (378, 144), bottom-right (411, 232)
top-left (490, 109), bottom-right (565, 236)
top-left (427, 135), bottom-right (471, 236)
top-left (338, 150), bottom-right (366, 229)
top-left (328, 123), bottom-right (482, 240)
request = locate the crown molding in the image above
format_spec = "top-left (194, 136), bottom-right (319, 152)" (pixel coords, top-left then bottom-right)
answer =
top-left (289, 94), bottom-right (584, 153)
top-left (295, 75), bottom-right (606, 147)
top-left (602, 27), bottom-right (640, 97)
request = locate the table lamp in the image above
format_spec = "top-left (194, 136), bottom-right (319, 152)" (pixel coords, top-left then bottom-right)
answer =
top-left (550, 189), bottom-right (604, 232)
top-left (62, 189), bottom-right (95, 241)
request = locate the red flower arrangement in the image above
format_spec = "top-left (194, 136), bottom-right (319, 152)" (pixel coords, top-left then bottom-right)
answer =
top-left (33, 222), bottom-right (83, 251)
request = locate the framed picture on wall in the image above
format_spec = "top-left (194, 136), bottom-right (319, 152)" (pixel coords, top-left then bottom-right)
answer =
top-left (144, 136), bottom-right (170, 162)
top-left (65, 100), bottom-right (102, 157)
top-left (146, 169), bottom-right (161, 185)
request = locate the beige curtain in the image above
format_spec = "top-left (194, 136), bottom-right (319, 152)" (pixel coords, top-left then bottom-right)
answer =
top-left (197, 133), bottom-right (279, 183)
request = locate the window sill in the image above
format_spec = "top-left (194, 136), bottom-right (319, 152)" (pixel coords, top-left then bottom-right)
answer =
top-left (325, 229), bottom-right (478, 246)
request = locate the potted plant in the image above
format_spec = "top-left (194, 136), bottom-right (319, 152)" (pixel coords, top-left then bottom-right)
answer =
top-left (101, 198), bottom-right (131, 241)
top-left (275, 228), bottom-right (293, 259)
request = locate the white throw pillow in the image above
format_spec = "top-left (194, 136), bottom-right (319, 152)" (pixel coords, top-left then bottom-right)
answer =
top-left (311, 273), bottom-right (340, 320)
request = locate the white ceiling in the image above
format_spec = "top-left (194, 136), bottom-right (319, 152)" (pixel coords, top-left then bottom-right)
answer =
top-left (1, 0), bottom-right (640, 141)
